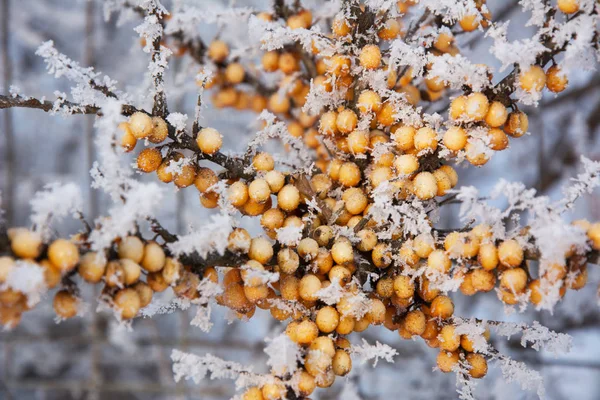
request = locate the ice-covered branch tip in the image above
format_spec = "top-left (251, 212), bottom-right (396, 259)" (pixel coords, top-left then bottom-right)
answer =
top-left (134, 2), bottom-right (171, 116)
top-left (351, 339), bottom-right (398, 367)
top-left (30, 183), bottom-right (83, 240)
top-left (35, 40), bottom-right (122, 105)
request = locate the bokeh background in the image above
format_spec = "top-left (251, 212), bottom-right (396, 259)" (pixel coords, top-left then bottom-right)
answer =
top-left (0, 0), bottom-right (599, 399)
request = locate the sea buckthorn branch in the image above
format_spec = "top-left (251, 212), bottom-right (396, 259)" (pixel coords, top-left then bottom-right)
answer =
top-left (0, 94), bottom-right (139, 116)
top-left (0, 92), bottom-right (254, 182)
top-left (1, 1), bottom-right (600, 399)
top-left (484, 9), bottom-right (591, 106)
top-left (0, 94), bottom-right (100, 115)
top-left (148, 217), bottom-right (248, 272)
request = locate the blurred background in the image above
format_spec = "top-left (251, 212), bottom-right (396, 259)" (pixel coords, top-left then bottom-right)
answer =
top-left (0, 0), bottom-right (599, 399)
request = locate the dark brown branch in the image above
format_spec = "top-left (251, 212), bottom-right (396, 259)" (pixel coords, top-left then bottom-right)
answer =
top-left (396, 9), bottom-right (431, 79)
top-left (149, 217), bottom-right (247, 273)
top-left (295, 174), bottom-right (333, 222)
top-left (0, 94), bottom-right (98, 114)
top-left (294, 43), bottom-right (317, 78)
top-left (0, 93), bottom-right (254, 181)
top-left (0, 94), bottom-right (138, 116)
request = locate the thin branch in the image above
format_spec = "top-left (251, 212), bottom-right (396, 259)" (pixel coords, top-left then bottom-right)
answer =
top-left (0, 94), bottom-right (139, 116)
top-left (150, 9), bottom-right (168, 117)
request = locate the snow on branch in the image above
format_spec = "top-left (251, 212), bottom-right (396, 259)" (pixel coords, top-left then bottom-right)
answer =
top-left (453, 359), bottom-right (479, 400)
top-left (264, 333), bottom-right (303, 377)
top-left (88, 181), bottom-right (164, 252)
top-left (351, 339), bottom-right (398, 367)
top-left (558, 156), bottom-right (600, 211)
top-left (134, 4), bottom-right (172, 116)
top-left (2, 260), bottom-right (47, 308)
top-left (29, 183), bottom-right (82, 240)
top-left (171, 350), bottom-right (270, 390)
top-left (496, 355), bottom-right (545, 398)
top-left (35, 41), bottom-right (122, 106)
top-left (246, 111), bottom-right (315, 174)
top-left (487, 22), bottom-right (549, 72)
top-left (190, 278), bottom-right (223, 332)
top-left (493, 320), bottom-right (572, 355)
top-left (167, 213), bottom-right (234, 259)
top-left (368, 182), bottom-right (432, 239)
top-left (419, 0), bottom-right (481, 24)
top-left (427, 54), bottom-right (490, 92)
top-left (248, 15), bottom-right (335, 56)
top-left (315, 277), bottom-right (345, 305)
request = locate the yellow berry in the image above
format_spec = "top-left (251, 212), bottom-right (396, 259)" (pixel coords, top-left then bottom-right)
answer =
top-left (249, 179), bottom-right (271, 203)
top-left (78, 252), bottom-right (106, 283)
top-left (485, 101), bottom-right (508, 128)
top-left (378, 19), bottom-right (401, 40)
top-left (412, 172), bottom-right (438, 200)
top-left (338, 162), bottom-right (361, 187)
top-left (228, 181), bottom-right (249, 207)
top-left (296, 319), bottom-right (319, 344)
top-left (118, 236), bottom-right (144, 263)
top-left (459, 14), bottom-right (480, 32)
top-left (557, 0), bottom-right (579, 14)
top-left (208, 40), bottom-right (229, 62)
top-left (546, 65), bottom-right (568, 93)
top-left (443, 126), bottom-right (468, 151)
top-left (519, 65), bottom-right (546, 92)
top-left (466, 353), bottom-right (488, 378)
top-left (498, 239), bottom-right (524, 267)
top-left (10, 229), bottom-right (42, 259)
top-left (336, 109), bottom-right (358, 134)
top-left (48, 239), bottom-right (79, 272)
top-left (129, 112), bottom-right (153, 139)
top-left (331, 238), bottom-right (354, 264)
top-left (141, 241), bottom-right (166, 272)
top-left (225, 62), bottom-right (245, 84)
top-left (137, 148), bottom-right (162, 173)
top-left (332, 349), bottom-right (352, 376)
top-left (357, 90), bottom-right (382, 114)
top-left (332, 16), bottom-right (352, 36)
top-left (114, 288), bottom-right (141, 320)
top-left (434, 32), bottom-right (453, 52)
top-left (437, 350), bottom-right (459, 372)
top-left (439, 325), bottom-right (460, 351)
top-left (500, 267), bottom-right (528, 293)
top-left (278, 184), bottom-right (301, 212)
top-left (588, 223), bottom-right (600, 250)
top-left (430, 295), bottom-right (454, 319)
top-left (149, 116), bottom-right (168, 143)
top-left (359, 44), bottom-right (381, 69)
top-left (504, 111), bottom-right (529, 138)
top-left (449, 95), bottom-right (467, 120)
top-left (265, 170), bottom-right (285, 193)
top-left (316, 306), bottom-right (340, 333)
top-left (249, 237), bottom-right (273, 264)
top-left (465, 93), bottom-right (489, 121)
top-left (392, 125), bottom-right (416, 151)
top-left (196, 127), bottom-right (222, 155)
top-left (262, 51), bottom-right (280, 72)
top-left (53, 290), bottom-right (79, 319)
top-left (119, 122), bottom-right (136, 152)
top-left (414, 127), bottom-right (438, 152)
